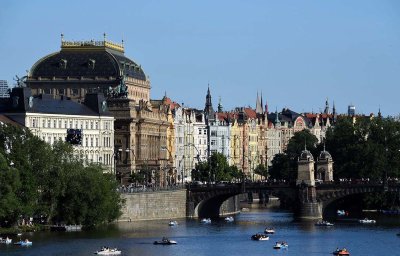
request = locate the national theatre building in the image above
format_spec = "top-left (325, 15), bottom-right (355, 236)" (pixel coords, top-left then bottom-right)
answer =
top-left (25, 35), bottom-right (172, 184)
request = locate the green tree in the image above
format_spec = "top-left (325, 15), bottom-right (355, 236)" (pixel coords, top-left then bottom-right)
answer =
top-left (254, 164), bottom-right (268, 180)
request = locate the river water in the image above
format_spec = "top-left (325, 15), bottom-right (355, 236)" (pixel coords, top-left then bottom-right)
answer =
top-left (1, 208), bottom-right (400, 256)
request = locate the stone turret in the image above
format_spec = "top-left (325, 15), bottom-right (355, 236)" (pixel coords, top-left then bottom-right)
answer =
top-left (296, 149), bottom-right (315, 186)
top-left (317, 147), bottom-right (334, 182)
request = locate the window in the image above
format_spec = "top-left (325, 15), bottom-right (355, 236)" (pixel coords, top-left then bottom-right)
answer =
top-left (69, 121), bottom-right (73, 128)
top-left (58, 120), bottom-right (62, 128)
top-left (32, 119), bottom-right (36, 127)
top-left (198, 129), bottom-right (202, 135)
top-left (95, 122), bottom-right (98, 129)
top-left (85, 137), bottom-right (88, 147)
top-left (47, 120), bottom-right (51, 128)
top-left (53, 120), bottom-right (57, 128)
top-left (64, 121), bottom-right (67, 128)
top-left (90, 122), bottom-right (93, 129)
top-left (90, 138), bottom-right (93, 147)
top-left (85, 121), bottom-right (88, 129)
top-left (204, 130), bottom-right (207, 135)
top-left (95, 138), bottom-right (98, 147)
top-left (42, 120), bottom-right (45, 128)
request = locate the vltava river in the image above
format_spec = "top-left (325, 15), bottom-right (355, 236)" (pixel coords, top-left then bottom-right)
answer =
top-left (1, 209), bottom-right (400, 256)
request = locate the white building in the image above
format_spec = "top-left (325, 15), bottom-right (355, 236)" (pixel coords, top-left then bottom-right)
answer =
top-left (0, 80), bottom-right (9, 98)
top-left (1, 88), bottom-right (115, 173)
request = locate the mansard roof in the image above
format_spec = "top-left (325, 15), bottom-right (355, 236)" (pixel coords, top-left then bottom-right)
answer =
top-left (28, 39), bottom-right (146, 82)
top-left (1, 88), bottom-right (112, 117)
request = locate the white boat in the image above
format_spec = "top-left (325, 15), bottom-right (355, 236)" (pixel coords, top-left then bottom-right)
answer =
top-left (14, 239), bottom-right (32, 246)
top-left (200, 218), bottom-right (211, 224)
top-left (224, 216), bottom-right (234, 222)
top-left (315, 220), bottom-right (334, 226)
top-left (168, 220), bottom-right (178, 226)
top-left (273, 242), bottom-right (288, 249)
top-left (153, 237), bottom-right (177, 245)
top-left (251, 234), bottom-right (269, 241)
top-left (264, 228), bottom-right (275, 234)
top-left (337, 210), bottom-right (346, 216)
top-left (94, 247), bottom-right (121, 255)
top-left (0, 237), bottom-right (12, 244)
top-left (359, 218), bottom-right (376, 224)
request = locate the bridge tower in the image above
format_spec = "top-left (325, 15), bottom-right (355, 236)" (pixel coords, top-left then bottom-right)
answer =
top-left (296, 149), bottom-right (315, 186)
top-left (296, 149), bottom-right (322, 220)
top-left (317, 148), bottom-right (334, 182)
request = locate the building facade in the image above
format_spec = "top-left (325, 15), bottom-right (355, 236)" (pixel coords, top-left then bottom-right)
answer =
top-left (0, 80), bottom-right (9, 98)
top-left (25, 36), bottom-right (169, 184)
top-left (0, 87), bottom-right (115, 172)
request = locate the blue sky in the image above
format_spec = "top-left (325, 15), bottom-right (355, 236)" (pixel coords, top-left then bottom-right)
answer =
top-left (1, 0), bottom-right (399, 116)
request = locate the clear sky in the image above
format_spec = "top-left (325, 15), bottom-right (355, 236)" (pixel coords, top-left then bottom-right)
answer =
top-left (1, 0), bottom-right (399, 116)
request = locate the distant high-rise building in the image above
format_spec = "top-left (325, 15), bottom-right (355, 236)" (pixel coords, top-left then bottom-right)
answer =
top-left (0, 80), bottom-right (9, 98)
top-left (348, 104), bottom-right (356, 116)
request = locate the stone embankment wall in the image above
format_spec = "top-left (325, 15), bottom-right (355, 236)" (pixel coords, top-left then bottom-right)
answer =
top-left (120, 190), bottom-right (240, 221)
top-left (119, 189), bottom-right (187, 221)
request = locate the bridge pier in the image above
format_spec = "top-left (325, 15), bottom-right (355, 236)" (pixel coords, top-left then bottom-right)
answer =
top-left (297, 186), bottom-right (322, 220)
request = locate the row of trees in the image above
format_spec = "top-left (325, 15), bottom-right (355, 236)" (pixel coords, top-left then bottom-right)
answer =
top-left (267, 116), bottom-right (400, 209)
top-left (0, 124), bottom-right (122, 228)
top-left (268, 116), bottom-right (400, 182)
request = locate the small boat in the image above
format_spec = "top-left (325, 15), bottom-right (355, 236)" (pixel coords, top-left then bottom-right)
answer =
top-left (0, 237), bottom-right (12, 244)
top-left (359, 218), bottom-right (376, 224)
top-left (273, 241), bottom-right (288, 249)
top-left (337, 210), bottom-right (346, 216)
top-left (315, 220), bottom-right (334, 226)
top-left (264, 227), bottom-right (275, 234)
top-left (251, 233), bottom-right (269, 241)
top-left (154, 237), bottom-right (177, 245)
top-left (200, 218), bottom-right (211, 224)
top-left (94, 247), bottom-right (121, 255)
top-left (14, 239), bottom-right (32, 246)
top-left (168, 220), bottom-right (178, 226)
top-left (224, 216), bottom-right (234, 222)
top-left (332, 248), bottom-right (350, 255)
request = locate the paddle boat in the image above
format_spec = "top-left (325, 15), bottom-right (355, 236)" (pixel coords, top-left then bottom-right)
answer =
top-left (14, 239), bottom-right (32, 246)
top-left (251, 233), bottom-right (269, 241)
top-left (332, 248), bottom-right (350, 255)
top-left (359, 218), bottom-right (376, 224)
top-left (0, 237), bottom-right (12, 244)
top-left (94, 247), bottom-right (121, 255)
top-left (315, 220), bottom-right (334, 226)
top-left (200, 218), bottom-right (211, 224)
top-left (168, 220), bottom-right (178, 226)
top-left (224, 216), bottom-right (234, 222)
top-left (273, 241), bottom-right (288, 249)
top-left (153, 237), bottom-right (177, 245)
top-left (264, 227), bottom-right (275, 234)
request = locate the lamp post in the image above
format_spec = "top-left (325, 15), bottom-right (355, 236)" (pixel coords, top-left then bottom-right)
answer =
top-left (113, 147), bottom-right (122, 183)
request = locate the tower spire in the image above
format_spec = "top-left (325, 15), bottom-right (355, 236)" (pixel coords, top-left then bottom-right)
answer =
top-left (256, 91), bottom-right (263, 114)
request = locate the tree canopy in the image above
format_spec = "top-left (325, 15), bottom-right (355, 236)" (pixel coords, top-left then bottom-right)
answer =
top-left (0, 124), bottom-right (122, 227)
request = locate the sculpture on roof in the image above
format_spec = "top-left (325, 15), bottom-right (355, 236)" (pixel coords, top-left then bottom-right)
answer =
top-left (107, 75), bottom-right (128, 98)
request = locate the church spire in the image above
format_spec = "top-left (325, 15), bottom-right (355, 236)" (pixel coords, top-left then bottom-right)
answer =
top-left (256, 91), bottom-right (263, 114)
top-left (204, 84), bottom-right (215, 123)
top-left (324, 98), bottom-right (330, 114)
top-left (217, 96), bottom-right (223, 112)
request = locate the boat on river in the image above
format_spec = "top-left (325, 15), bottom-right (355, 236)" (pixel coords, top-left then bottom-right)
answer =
top-left (0, 237), bottom-right (12, 244)
top-left (315, 220), bottom-right (334, 226)
top-left (332, 248), bottom-right (350, 255)
top-left (264, 227), bottom-right (275, 234)
top-left (168, 220), bottom-right (178, 226)
top-left (251, 233), bottom-right (269, 241)
top-left (224, 216), bottom-right (234, 222)
top-left (200, 218), bottom-right (211, 224)
top-left (14, 239), bottom-right (32, 246)
top-left (94, 247), bottom-right (121, 255)
top-left (359, 218), bottom-right (376, 224)
top-left (273, 241), bottom-right (288, 249)
top-left (153, 237), bottom-right (177, 245)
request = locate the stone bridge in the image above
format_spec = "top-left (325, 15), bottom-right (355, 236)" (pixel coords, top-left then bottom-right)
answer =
top-left (186, 182), bottom-right (400, 220)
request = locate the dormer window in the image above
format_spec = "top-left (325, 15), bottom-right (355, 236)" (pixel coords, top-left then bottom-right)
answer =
top-left (88, 59), bottom-right (96, 69)
top-left (59, 59), bottom-right (67, 69)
